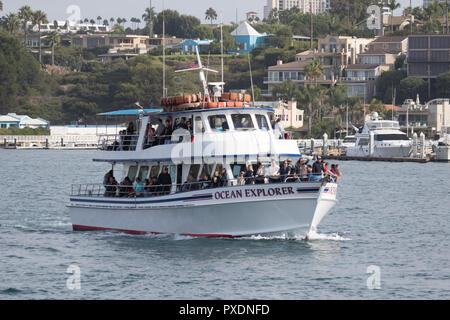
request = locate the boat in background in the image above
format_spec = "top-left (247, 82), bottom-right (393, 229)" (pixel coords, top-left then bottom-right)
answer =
top-left (346, 112), bottom-right (413, 158)
top-left (435, 126), bottom-right (450, 161)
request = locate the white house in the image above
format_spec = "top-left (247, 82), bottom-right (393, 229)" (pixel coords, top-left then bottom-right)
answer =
top-left (0, 113), bottom-right (49, 129)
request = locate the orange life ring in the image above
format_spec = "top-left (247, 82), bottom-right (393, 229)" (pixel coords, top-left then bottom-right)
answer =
top-left (218, 102), bottom-right (226, 108)
top-left (226, 101), bottom-right (235, 108)
top-left (244, 94), bottom-right (251, 103)
top-left (229, 93), bottom-right (238, 101)
top-left (235, 101), bottom-right (244, 108)
top-left (207, 102), bottom-right (218, 109)
top-left (221, 93), bottom-right (230, 100)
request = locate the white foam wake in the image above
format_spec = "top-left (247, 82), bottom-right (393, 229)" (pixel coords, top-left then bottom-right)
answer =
top-left (306, 230), bottom-right (351, 241)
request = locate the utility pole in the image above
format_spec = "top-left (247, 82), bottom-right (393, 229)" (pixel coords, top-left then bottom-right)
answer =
top-left (310, 0), bottom-right (313, 49)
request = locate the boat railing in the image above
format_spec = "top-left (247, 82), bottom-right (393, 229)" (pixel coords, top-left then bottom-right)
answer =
top-left (71, 174), bottom-right (333, 198)
top-left (98, 133), bottom-right (193, 151)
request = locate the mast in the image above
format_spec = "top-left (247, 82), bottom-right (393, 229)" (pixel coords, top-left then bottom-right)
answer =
top-left (220, 19), bottom-right (224, 92)
top-left (162, 0), bottom-right (166, 98)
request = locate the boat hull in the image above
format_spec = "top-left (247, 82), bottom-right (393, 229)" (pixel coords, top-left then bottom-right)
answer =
top-left (436, 145), bottom-right (450, 161)
top-left (69, 183), bottom-right (337, 237)
top-left (346, 144), bottom-right (412, 158)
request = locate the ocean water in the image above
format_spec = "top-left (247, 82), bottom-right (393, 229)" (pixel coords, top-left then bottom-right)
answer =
top-left (0, 149), bottom-right (449, 300)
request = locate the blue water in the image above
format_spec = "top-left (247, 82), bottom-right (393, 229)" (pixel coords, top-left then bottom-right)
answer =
top-left (0, 150), bottom-right (449, 299)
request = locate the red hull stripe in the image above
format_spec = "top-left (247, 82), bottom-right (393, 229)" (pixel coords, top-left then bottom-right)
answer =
top-left (72, 224), bottom-right (238, 238)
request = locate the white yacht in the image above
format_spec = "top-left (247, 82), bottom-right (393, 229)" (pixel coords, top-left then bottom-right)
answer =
top-left (67, 49), bottom-right (338, 238)
top-left (435, 126), bottom-right (450, 161)
top-left (338, 136), bottom-right (356, 155)
top-left (346, 112), bottom-right (412, 158)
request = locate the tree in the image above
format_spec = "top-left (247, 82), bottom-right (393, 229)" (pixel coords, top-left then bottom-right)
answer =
top-left (205, 7), bottom-right (218, 26)
top-left (89, 19), bottom-right (95, 26)
top-left (110, 17), bottom-right (115, 25)
top-left (271, 80), bottom-right (300, 102)
top-left (268, 25), bottom-right (293, 48)
top-left (18, 6), bottom-right (33, 46)
top-left (297, 85), bottom-right (323, 135)
top-left (303, 59), bottom-right (324, 85)
top-left (154, 10), bottom-right (201, 39)
top-left (398, 77), bottom-right (427, 103)
top-left (97, 16), bottom-right (102, 25)
top-left (143, 6), bottom-right (156, 37)
top-left (191, 25), bottom-right (214, 40)
top-left (3, 13), bottom-right (20, 35)
top-left (103, 19), bottom-right (109, 27)
top-left (46, 31), bottom-right (60, 65)
top-left (435, 72), bottom-right (450, 98)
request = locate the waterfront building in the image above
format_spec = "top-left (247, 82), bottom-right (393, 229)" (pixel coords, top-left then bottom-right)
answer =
top-left (0, 114), bottom-right (49, 129)
top-left (263, 0), bottom-right (331, 20)
top-left (32, 20), bottom-right (110, 34)
top-left (340, 64), bottom-right (389, 102)
top-left (71, 34), bottom-right (150, 51)
top-left (231, 21), bottom-right (267, 54)
top-left (259, 100), bottom-right (304, 129)
top-left (368, 36), bottom-right (408, 54)
top-left (182, 39), bottom-right (214, 54)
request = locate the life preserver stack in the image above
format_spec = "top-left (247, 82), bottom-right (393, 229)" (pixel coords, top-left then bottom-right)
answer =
top-left (161, 93), bottom-right (252, 112)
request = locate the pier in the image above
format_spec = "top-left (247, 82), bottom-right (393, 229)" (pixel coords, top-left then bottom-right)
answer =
top-left (0, 135), bottom-right (99, 150)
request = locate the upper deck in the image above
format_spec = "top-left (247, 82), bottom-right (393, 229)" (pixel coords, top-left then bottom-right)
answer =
top-left (95, 107), bottom-right (300, 164)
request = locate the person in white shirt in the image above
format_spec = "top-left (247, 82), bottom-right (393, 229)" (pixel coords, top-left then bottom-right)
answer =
top-left (274, 118), bottom-right (285, 139)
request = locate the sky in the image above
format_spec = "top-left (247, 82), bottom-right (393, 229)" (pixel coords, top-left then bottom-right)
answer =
top-left (2, 0), bottom-right (424, 26)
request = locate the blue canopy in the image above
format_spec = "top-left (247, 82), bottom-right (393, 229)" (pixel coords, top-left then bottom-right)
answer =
top-left (98, 109), bottom-right (163, 116)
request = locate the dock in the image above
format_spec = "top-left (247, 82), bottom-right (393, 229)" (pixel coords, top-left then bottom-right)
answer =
top-left (322, 155), bottom-right (431, 163)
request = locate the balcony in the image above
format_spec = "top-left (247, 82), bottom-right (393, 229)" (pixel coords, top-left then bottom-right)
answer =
top-left (341, 77), bottom-right (376, 82)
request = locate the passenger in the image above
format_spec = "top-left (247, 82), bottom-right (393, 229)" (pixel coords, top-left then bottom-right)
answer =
top-left (103, 170), bottom-right (114, 188)
top-left (212, 171), bottom-right (221, 188)
top-left (310, 157), bottom-right (324, 181)
top-left (186, 120), bottom-right (193, 135)
top-left (237, 171), bottom-right (246, 186)
top-left (254, 162), bottom-right (266, 184)
top-left (296, 159), bottom-right (309, 182)
top-left (144, 179), bottom-right (152, 197)
top-left (119, 177), bottom-right (133, 197)
top-left (133, 177), bottom-right (145, 197)
top-left (265, 159), bottom-right (280, 183)
top-left (182, 174), bottom-right (199, 192)
top-left (157, 167), bottom-right (172, 195)
top-left (199, 173), bottom-right (211, 189)
top-left (155, 119), bottom-right (166, 145)
top-left (306, 165), bottom-right (313, 181)
top-left (323, 162), bottom-right (336, 182)
top-left (177, 117), bottom-right (188, 130)
top-left (219, 168), bottom-right (228, 187)
top-left (164, 119), bottom-right (173, 144)
top-left (333, 164), bottom-right (342, 183)
top-left (147, 176), bottom-right (159, 196)
top-left (244, 165), bottom-right (254, 185)
top-left (279, 160), bottom-right (292, 182)
top-left (124, 121), bottom-right (135, 151)
top-left (274, 118), bottom-right (285, 139)
top-left (105, 176), bottom-right (118, 197)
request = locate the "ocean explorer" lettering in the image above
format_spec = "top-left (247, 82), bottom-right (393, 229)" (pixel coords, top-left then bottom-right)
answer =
top-left (214, 187), bottom-right (294, 200)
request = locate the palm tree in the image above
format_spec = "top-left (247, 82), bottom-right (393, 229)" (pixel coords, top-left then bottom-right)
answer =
top-left (4, 13), bottom-right (20, 34)
top-left (385, 0), bottom-right (401, 34)
top-left (131, 17), bottom-right (137, 31)
top-left (84, 18), bottom-right (89, 24)
top-left (46, 31), bottom-right (60, 65)
top-left (205, 7), bottom-right (218, 26)
top-left (298, 85), bottom-right (322, 136)
top-left (303, 59), bottom-right (324, 86)
top-left (103, 19), bottom-right (109, 27)
top-left (32, 10), bottom-right (48, 63)
top-left (110, 17), bottom-right (115, 25)
top-left (121, 18), bottom-right (127, 28)
top-left (89, 19), bottom-right (95, 26)
top-left (136, 18), bottom-right (141, 30)
top-left (97, 16), bottom-right (102, 25)
top-left (142, 7), bottom-right (156, 37)
top-left (18, 6), bottom-right (33, 46)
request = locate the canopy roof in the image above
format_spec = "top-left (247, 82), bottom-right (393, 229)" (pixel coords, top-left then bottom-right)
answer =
top-left (98, 109), bottom-right (163, 116)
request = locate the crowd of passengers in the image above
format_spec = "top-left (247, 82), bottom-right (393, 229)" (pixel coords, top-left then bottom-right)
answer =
top-left (102, 157), bottom-right (341, 198)
top-left (113, 116), bottom-right (290, 151)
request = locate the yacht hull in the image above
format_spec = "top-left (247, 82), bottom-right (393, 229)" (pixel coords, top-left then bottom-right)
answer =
top-left (346, 144), bottom-right (412, 158)
top-left (436, 145), bottom-right (450, 161)
top-left (69, 182), bottom-right (337, 238)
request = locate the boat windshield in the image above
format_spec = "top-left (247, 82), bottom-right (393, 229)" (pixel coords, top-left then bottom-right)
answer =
top-left (343, 137), bottom-right (356, 143)
top-left (375, 134), bottom-right (409, 141)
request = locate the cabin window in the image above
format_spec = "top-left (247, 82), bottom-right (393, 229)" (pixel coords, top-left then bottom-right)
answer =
top-left (127, 165), bottom-right (138, 181)
top-left (194, 116), bottom-right (204, 133)
top-left (231, 164), bottom-right (246, 178)
top-left (168, 166), bottom-right (177, 184)
top-left (231, 114), bottom-right (254, 130)
top-left (199, 164), bottom-right (214, 179)
top-left (188, 164), bottom-right (201, 180)
top-left (214, 164), bottom-right (223, 175)
top-left (150, 166), bottom-right (160, 178)
top-left (208, 115), bottom-right (229, 131)
top-left (358, 138), bottom-right (369, 146)
top-left (375, 134), bottom-right (409, 141)
top-left (138, 166), bottom-right (149, 181)
top-left (256, 115), bottom-right (270, 131)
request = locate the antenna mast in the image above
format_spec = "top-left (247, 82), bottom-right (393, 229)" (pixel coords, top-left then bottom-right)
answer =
top-left (162, 0), bottom-right (166, 98)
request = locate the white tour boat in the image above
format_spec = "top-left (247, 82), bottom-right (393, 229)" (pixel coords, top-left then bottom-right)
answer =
top-left (435, 126), bottom-right (450, 161)
top-left (346, 112), bottom-right (413, 158)
top-left (68, 49), bottom-right (338, 238)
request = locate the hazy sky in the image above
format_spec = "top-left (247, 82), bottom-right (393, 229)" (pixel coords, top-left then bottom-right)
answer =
top-left (2, 0), bottom-right (424, 25)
